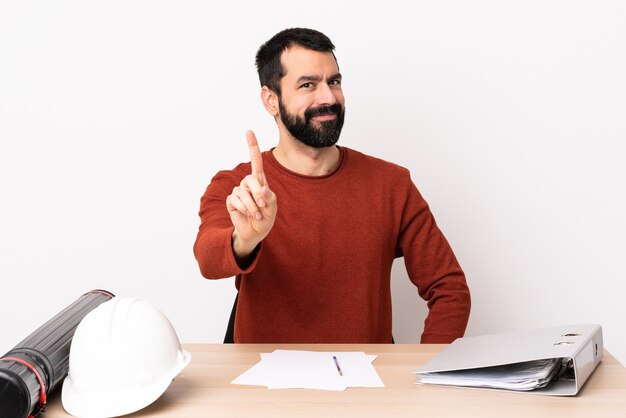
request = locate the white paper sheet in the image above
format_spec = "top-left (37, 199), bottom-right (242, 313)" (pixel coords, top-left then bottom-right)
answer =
top-left (231, 350), bottom-right (384, 391)
top-left (416, 358), bottom-right (568, 391)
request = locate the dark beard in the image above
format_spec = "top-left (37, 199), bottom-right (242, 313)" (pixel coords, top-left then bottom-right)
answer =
top-left (279, 100), bottom-right (345, 148)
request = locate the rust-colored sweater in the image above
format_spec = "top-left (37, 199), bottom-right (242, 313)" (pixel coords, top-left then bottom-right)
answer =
top-left (194, 147), bottom-right (470, 343)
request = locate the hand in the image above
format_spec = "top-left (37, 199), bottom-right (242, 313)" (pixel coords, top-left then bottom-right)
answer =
top-left (226, 130), bottom-right (278, 260)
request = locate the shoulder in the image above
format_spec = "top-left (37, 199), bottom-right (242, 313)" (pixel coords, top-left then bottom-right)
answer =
top-left (203, 161), bottom-right (252, 197)
top-left (342, 147), bottom-right (412, 182)
top-left (210, 160), bottom-right (252, 183)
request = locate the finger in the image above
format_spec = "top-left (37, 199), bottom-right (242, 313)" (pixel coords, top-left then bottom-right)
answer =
top-left (246, 130), bottom-right (265, 185)
top-left (260, 186), bottom-right (278, 217)
top-left (241, 174), bottom-right (267, 208)
top-left (231, 186), bottom-right (262, 220)
top-left (226, 194), bottom-right (250, 216)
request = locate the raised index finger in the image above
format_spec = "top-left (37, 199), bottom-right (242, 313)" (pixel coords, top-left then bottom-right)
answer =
top-left (246, 130), bottom-right (265, 184)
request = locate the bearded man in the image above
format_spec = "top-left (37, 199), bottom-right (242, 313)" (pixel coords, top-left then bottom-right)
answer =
top-left (193, 28), bottom-right (471, 344)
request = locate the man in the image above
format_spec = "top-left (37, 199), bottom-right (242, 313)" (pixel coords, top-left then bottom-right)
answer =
top-left (194, 28), bottom-right (470, 344)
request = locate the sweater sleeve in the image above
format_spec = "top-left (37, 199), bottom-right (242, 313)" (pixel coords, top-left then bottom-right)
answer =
top-left (193, 168), bottom-right (261, 279)
top-left (397, 174), bottom-right (471, 343)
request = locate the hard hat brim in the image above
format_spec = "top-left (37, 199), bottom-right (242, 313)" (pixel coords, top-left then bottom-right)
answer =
top-left (61, 350), bottom-right (191, 418)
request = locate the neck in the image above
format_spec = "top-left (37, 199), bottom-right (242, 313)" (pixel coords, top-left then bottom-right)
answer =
top-left (272, 134), bottom-right (341, 176)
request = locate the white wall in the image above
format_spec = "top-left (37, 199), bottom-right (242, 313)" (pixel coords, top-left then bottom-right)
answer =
top-left (1, 1), bottom-right (625, 365)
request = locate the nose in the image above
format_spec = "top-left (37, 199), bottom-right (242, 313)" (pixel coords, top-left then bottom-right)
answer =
top-left (315, 82), bottom-right (338, 107)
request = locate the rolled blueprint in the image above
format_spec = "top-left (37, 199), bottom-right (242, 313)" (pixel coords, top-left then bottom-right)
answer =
top-left (0, 289), bottom-right (114, 418)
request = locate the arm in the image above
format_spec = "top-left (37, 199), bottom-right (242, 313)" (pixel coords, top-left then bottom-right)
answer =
top-left (193, 169), bottom-right (249, 279)
top-left (397, 176), bottom-right (471, 343)
top-left (193, 131), bottom-right (277, 279)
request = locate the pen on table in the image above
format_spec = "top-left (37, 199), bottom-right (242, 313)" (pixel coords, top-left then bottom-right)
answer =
top-left (333, 355), bottom-right (343, 376)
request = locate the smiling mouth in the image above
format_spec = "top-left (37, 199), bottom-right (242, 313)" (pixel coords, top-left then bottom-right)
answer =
top-left (311, 113), bottom-right (336, 122)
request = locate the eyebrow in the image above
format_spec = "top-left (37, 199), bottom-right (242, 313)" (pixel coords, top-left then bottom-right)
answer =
top-left (295, 72), bottom-right (342, 85)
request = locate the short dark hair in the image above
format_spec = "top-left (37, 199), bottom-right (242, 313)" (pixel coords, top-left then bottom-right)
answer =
top-left (255, 28), bottom-right (336, 96)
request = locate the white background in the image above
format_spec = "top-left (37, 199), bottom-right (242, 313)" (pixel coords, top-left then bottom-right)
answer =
top-left (1, 1), bottom-right (625, 365)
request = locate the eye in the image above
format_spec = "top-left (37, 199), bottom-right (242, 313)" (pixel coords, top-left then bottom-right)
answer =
top-left (300, 82), bottom-right (313, 89)
top-left (329, 79), bottom-right (341, 85)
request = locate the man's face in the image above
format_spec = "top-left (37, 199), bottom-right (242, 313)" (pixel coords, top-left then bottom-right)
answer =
top-left (276, 46), bottom-right (345, 148)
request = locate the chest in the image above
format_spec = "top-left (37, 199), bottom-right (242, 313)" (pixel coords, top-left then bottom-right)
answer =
top-left (265, 178), bottom-right (401, 259)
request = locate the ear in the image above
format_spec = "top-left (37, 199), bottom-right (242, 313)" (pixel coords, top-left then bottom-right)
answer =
top-left (261, 86), bottom-right (279, 117)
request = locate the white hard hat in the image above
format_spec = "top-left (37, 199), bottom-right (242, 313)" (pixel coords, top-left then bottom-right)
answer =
top-left (62, 297), bottom-right (191, 418)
